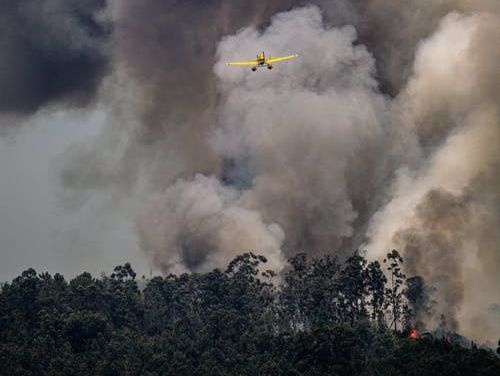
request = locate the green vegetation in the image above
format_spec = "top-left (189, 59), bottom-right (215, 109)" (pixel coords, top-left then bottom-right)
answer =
top-left (1, 251), bottom-right (499, 375)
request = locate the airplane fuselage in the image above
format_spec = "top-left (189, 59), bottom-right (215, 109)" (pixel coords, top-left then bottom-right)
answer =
top-left (252, 52), bottom-right (272, 71)
top-left (257, 52), bottom-right (266, 66)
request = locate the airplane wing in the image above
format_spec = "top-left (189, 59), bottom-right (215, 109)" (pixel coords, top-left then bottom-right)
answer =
top-left (266, 54), bottom-right (298, 64)
top-left (226, 60), bottom-right (258, 66)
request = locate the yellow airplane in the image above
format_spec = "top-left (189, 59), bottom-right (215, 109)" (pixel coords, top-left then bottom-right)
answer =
top-left (226, 51), bottom-right (298, 71)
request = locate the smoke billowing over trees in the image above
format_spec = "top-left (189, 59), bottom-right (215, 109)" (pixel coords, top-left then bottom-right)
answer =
top-left (1, 0), bottom-right (499, 344)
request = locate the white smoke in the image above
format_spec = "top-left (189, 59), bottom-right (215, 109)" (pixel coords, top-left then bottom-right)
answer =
top-left (212, 6), bottom-right (399, 255)
top-left (138, 6), bottom-right (400, 272)
top-left (137, 174), bottom-right (284, 274)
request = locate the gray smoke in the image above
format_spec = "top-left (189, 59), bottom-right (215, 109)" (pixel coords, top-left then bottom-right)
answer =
top-left (394, 189), bottom-right (473, 331)
top-left (15, 0), bottom-right (496, 342)
top-left (56, 0), bottom-right (303, 199)
top-left (0, 0), bottom-right (111, 118)
top-left (136, 5), bottom-right (401, 273)
top-left (320, 0), bottom-right (500, 96)
top-left (137, 174), bottom-right (284, 274)
top-left (211, 6), bottom-right (397, 257)
top-left (367, 11), bottom-right (500, 340)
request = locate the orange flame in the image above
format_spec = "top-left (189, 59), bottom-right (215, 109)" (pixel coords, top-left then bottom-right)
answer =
top-left (409, 328), bottom-right (418, 339)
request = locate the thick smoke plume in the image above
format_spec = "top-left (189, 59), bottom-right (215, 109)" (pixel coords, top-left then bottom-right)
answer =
top-left (5, 0), bottom-right (498, 343)
top-left (212, 6), bottom-right (396, 258)
top-left (394, 189), bottom-right (473, 331)
top-left (136, 5), bottom-right (402, 274)
top-left (0, 0), bottom-right (110, 117)
top-left (137, 174), bottom-right (284, 274)
top-left (367, 11), bottom-right (500, 338)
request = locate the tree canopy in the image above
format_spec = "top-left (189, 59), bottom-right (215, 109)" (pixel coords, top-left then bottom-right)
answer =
top-left (1, 251), bottom-right (499, 375)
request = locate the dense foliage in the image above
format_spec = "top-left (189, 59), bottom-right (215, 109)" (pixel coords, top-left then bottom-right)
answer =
top-left (1, 252), bottom-right (499, 375)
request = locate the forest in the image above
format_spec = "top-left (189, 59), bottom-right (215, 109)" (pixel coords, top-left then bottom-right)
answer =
top-left (1, 251), bottom-right (499, 375)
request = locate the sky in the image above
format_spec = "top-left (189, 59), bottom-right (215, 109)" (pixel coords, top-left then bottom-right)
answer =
top-left (0, 107), bottom-right (150, 281)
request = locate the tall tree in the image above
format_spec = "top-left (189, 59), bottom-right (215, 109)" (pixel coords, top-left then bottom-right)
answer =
top-left (338, 251), bottom-right (368, 325)
top-left (384, 250), bottom-right (406, 331)
top-left (280, 253), bottom-right (310, 331)
top-left (366, 261), bottom-right (387, 326)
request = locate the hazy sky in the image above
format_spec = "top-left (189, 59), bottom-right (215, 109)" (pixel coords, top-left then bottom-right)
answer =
top-left (0, 108), bottom-right (150, 281)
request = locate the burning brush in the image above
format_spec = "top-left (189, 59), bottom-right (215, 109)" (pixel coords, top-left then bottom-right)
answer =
top-left (408, 328), bottom-right (419, 340)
